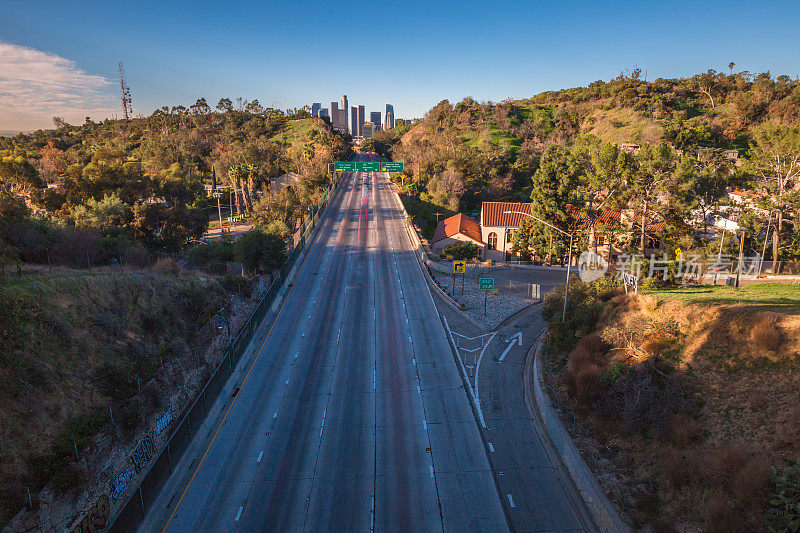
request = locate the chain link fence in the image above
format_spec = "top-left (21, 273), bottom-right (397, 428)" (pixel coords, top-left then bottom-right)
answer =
top-left (108, 177), bottom-right (339, 532)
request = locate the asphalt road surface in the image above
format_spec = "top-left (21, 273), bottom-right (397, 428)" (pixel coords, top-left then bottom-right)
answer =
top-left (140, 158), bottom-right (507, 531)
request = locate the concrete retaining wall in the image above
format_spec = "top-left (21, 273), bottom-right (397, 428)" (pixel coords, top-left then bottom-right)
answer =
top-left (531, 343), bottom-right (629, 533)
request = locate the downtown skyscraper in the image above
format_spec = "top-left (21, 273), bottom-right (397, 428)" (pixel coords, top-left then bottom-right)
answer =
top-left (340, 95), bottom-right (349, 133)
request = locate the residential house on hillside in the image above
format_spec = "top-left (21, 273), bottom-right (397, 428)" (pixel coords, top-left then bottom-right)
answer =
top-left (431, 213), bottom-right (483, 256)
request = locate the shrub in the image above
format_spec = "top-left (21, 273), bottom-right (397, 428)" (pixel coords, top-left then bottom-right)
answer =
top-left (731, 454), bottom-right (771, 506)
top-left (234, 229), bottom-right (286, 274)
top-left (440, 242), bottom-right (480, 261)
top-left (573, 364), bottom-right (602, 407)
top-left (662, 448), bottom-right (697, 489)
top-left (667, 413), bottom-right (704, 448)
top-left (766, 459), bottom-right (800, 532)
top-left (153, 256), bottom-right (180, 274)
top-left (544, 279), bottom-right (619, 353)
top-left (597, 358), bottom-right (696, 436)
top-left (187, 240), bottom-right (234, 267)
top-left (704, 493), bottom-right (745, 533)
top-left (640, 276), bottom-right (660, 290)
top-left (751, 313), bottom-right (783, 352)
top-left (707, 444), bottom-right (752, 487)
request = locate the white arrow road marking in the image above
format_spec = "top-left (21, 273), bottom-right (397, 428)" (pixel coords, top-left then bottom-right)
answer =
top-left (498, 331), bottom-right (522, 362)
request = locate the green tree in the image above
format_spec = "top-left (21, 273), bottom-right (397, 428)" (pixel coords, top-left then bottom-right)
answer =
top-left (525, 144), bottom-right (580, 261)
top-left (216, 98), bottom-right (233, 113)
top-left (234, 228), bottom-right (287, 273)
top-left (746, 124), bottom-right (800, 263)
top-left (71, 192), bottom-right (131, 229)
top-left (574, 138), bottom-right (633, 253)
top-left (0, 191), bottom-right (30, 226)
top-left (631, 142), bottom-right (679, 252)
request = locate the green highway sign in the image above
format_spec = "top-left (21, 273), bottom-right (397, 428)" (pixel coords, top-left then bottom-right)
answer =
top-left (335, 161), bottom-right (387, 172)
top-left (380, 162), bottom-right (404, 173)
top-left (479, 278), bottom-right (494, 290)
top-left (334, 162), bottom-right (357, 172)
top-left (357, 162), bottom-right (380, 172)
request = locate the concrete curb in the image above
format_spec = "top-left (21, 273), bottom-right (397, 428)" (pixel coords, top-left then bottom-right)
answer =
top-left (525, 336), bottom-right (630, 533)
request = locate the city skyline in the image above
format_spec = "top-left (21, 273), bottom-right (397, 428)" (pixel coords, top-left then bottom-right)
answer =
top-left (311, 95), bottom-right (391, 137)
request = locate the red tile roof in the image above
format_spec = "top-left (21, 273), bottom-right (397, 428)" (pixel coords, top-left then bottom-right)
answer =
top-left (432, 213), bottom-right (483, 244)
top-left (569, 206), bottom-right (622, 228)
top-left (481, 202), bottom-right (531, 228)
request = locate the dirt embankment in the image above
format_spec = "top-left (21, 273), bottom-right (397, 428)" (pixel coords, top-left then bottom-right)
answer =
top-left (0, 265), bottom-right (260, 531)
top-left (543, 293), bottom-right (800, 531)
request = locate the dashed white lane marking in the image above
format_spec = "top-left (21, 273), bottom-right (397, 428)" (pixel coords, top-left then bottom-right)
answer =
top-left (423, 419), bottom-right (427, 430)
top-left (273, 411), bottom-right (278, 419)
top-left (256, 451), bottom-right (263, 463)
top-left (507, 494), bottom-right (515, 508)
top-left (416, 385), bottom-right (421, 394)
top-left (429, 465), bottom-right (434, 478)
top-left (412, 358), bottom-right (416, 366)
top-left (319, 407), bottom-right (327, 438)
top-left (488, 442), bottom-right (495, 453)
top-left (235, 506), bottom-right (243, 521)
top-left (285, 378), bottom-right (290, 385)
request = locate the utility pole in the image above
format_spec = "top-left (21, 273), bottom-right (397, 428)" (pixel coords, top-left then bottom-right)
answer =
top-left (758, 212), bottom-right (772, 277)
top-left (714, 218), bottom-right (728, 285)
top-left (736, 230), bottom-right (745, 287)
top-left (213, 191), bottom-right (223, 231)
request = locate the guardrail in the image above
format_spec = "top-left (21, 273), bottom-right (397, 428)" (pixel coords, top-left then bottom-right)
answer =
top-left (108, 174), bottom-right (341, 532)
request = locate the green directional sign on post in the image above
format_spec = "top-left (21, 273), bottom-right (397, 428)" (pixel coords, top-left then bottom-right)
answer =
top-left (356, 161), bottom-right (380, 172)
top-left (479, 278), bottom-right (494, 290)
top-left (334, 162), bottom-right (357, 172)
top-left (380, 162), bottom-right (404, 173)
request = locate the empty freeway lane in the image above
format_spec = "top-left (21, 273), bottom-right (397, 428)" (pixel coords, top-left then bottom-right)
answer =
top-left (139, 162), bottom-right (507, 531)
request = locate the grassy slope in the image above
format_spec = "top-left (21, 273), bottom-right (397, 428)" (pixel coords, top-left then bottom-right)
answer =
top-left (644, 283), bottom-right (800, 313)
top-left (581, 106), bottom-right (663, 144)
top-left (0, 267), bottom-right (227, 525)
top-left (271, 117), bottom-right (322, 146)
top-left (544, 285), bottom-right (800, 529)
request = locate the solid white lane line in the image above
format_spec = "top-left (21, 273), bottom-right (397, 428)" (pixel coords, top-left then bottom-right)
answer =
top-left (370, 493), bottom-right (375, 532)
top-left (488, 442), bottom-right (495, 453)
top-left (256, 451), bottom-right (263, 463)
top-left (507, 494), bottom-right (515, 508)
top-left (235, 506), bottom-right (243, 521)
top-left (319, 407), bottom-right (327, 438)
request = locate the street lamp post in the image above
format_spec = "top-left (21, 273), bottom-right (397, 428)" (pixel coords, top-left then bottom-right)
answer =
top-left (503, 211), bottom-right (574, 322)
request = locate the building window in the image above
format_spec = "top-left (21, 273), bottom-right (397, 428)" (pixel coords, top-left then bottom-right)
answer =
top-left (487, 232), bottom-right (497, 250)
top-left (506, 228), bottom-right (514, 243)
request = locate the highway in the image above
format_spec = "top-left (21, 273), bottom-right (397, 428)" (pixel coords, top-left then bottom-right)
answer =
top-left (141, 154), bottom-right (508, 531)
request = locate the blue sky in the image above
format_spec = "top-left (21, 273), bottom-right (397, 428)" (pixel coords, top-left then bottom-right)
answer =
top-left (1, 0), bottom-right (799, 130)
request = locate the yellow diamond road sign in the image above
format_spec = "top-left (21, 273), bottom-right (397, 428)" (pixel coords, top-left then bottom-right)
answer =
top-left (452, 260), bottom-right (466, 274)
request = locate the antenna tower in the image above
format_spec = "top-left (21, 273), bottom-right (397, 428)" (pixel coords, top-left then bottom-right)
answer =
top-left (118, 61), bottom-right (133, 119)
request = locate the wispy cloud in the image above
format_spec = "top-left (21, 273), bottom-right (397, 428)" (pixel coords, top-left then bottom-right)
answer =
top-left (0, 41), bottom-right (118, 131)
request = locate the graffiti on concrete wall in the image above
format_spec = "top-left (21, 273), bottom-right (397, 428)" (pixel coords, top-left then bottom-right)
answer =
top-left (70, 494), bottom-right (109, 533)
top-left (109, 435), bottom-right (155, 503)
top-left (155, 406), bottom-right (174, 436)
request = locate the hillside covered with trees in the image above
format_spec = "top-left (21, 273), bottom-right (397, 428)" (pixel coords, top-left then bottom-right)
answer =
top-left (0, 100), bottom-right (352, 270)
top-left (386, 68), bottom-right (800, 264)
